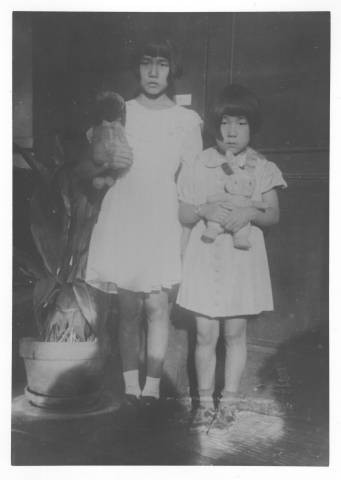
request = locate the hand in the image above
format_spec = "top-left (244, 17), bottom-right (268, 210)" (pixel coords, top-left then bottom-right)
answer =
top-left (108, 143), bottom-right (134, 170)
top-left (207, 192), bottom-right (231, 203)
top-left (222, 207), bottom-right (256, 233)
top-left (200, 202), bottom-right (232, 225)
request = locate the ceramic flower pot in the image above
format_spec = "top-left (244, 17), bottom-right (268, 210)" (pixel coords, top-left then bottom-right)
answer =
top-left (19, 337), bottom-right (108, 410)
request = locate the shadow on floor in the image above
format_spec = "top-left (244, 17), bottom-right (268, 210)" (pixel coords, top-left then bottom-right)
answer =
top-left (12, 326), bottom-right (329, 466)
top-left (258, 327), bottom-right (329, 425)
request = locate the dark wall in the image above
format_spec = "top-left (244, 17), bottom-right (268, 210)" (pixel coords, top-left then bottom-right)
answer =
top-left (15, 11), bottom-right (329, 347)
top-left (30, 12), bottom-right (210, 137)
top-left (13, 13), bottom-right (33, 166)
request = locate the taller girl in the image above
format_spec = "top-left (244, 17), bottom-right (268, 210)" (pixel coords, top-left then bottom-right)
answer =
top-left (86, 38), bottom-right (203, 410)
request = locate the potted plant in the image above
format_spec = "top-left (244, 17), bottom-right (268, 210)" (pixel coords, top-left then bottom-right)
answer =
top-left (14, 135), bottom-right (112, 411)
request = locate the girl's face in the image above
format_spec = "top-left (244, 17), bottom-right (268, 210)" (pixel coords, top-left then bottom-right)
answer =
top-left (217, 115), bottom-right (250, 155)
top-left (139, 55), bottom-right (170, 97)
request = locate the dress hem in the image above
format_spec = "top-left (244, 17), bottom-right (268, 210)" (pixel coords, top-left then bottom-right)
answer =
top-left (86, 278), bottom-right (180, 295)
top-left (176, 303), bottom-right (274, 319)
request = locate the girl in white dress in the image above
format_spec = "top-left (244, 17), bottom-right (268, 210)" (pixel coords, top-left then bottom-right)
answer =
top-left (85, 38), bottom-right (202, 412)
top-left (176, 84), bottom-right (287, 427)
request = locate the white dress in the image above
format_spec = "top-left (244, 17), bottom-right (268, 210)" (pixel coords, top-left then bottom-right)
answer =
top-left (86, 99), bottom-right (202, 293)
top-left (176, 147), bottom-right (287, 318)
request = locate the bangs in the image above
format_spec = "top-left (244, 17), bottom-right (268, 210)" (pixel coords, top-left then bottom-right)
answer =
top-left (141, 42), bottom-right (172, 62)
top-left (133, 38), bottom-right (182, 80)
top-left (218, 102), bottom-right (254, 121)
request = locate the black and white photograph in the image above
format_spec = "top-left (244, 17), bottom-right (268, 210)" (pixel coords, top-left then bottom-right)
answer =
top-left (10, 6), bottom-right (332, 468)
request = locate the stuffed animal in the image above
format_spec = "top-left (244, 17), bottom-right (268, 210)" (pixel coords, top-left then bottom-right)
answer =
top-left (201, 153), bottom-right (267, 249)
top-left (90, 91), bottom-right (133, 189)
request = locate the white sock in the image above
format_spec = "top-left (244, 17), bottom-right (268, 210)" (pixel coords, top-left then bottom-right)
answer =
top-left (123, 370), bottom-right (141, 397)
top-left (142, 376), bottom-right (160, 399)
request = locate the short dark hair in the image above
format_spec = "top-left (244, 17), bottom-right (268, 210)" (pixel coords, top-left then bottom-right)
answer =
top-left (209, 84), bottom-right (261, 139)
top-left (132, 36), bottom-right (182, 97)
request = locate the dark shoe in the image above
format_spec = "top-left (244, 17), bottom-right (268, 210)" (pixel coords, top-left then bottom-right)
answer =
top-left (140, 396), bottom-right (160, 416)
top-left (140, 396), bottom-right (164, 428)
top-left (121, 393), bottom-right (140, 409)
top-left (116, 394), bottom-right (140, 426)
top-left (140, 395), bottom-right (158, 408)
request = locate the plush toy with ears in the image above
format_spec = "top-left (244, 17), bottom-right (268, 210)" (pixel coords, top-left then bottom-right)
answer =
top-left (201, 152), bottom-right (267, 249)
top-left (91, 91), bottom-right (133, 189)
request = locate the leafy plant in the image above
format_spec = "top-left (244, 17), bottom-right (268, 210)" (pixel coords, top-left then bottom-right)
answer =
top-left (14, 138), bottom-right (108, 342)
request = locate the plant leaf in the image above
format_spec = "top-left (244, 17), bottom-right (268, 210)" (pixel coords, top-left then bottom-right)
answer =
top-left (30, 174), bottom-right (70, 277)
top-left (13, 142), bottom-right (50, 183)
top-left (66, 184), bottom-right (100, 282)
top-left (43, 284), bottom-right (90, 342)
top-left (72, 281), bottom-right (98, 335)
top-left (13, 247), bottom-right (45, 283)
top-left (33, 276), bottom-right (60, 337)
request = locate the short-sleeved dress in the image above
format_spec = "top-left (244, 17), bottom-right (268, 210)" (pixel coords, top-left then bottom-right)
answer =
top-left (176, 146), bottom-right (287, 318)
top-left (85, 99), bottom-right (202, 293)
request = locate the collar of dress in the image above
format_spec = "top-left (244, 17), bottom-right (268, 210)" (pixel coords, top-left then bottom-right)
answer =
top-left (204, 147), bottom-right (258, 170)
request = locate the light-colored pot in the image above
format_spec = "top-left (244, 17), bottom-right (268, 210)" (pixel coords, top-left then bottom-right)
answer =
top-left (19, 337), bottom-right (108, 410)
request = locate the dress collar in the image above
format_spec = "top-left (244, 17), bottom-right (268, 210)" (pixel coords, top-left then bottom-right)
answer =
top-left (204, 147), bottom-right (254, 170)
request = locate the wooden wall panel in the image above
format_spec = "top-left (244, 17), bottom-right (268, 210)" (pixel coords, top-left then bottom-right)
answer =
top-left (204, 14), bottom-right (234, 119)
top-left (232, 12), bottom-right (330, 151)
top-left (248, 152), bottom-right (328, 346)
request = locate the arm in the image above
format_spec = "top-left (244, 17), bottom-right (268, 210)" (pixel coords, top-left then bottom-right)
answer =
top-left (207, 192), bottom-right (267, 210)
top-left (179, 200), bottom-right (232, 227)
top-left (181, 119), bottom-right (203, 165)
top-left (74, 149), bottom-right (110, 182)
top-left (222, 188), bottom-right (280, 233)
top-left (74, 140), bottom-right (133, 182)
top-left (250, 188), bottom-right (279, 227)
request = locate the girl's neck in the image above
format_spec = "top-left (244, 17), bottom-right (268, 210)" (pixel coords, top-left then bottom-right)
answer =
top-left (136, 93), bottom-right (175, 110)
top-left (215, 145), bottom-right (249, 157)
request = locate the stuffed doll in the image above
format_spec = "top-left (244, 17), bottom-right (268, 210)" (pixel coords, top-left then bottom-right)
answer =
top-left (201, 152), bottom-right (267, 249)
top-left (90, 91), bottom-right (133, 189)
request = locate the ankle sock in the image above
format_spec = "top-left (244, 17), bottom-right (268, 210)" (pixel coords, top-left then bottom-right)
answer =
top-left (198, 388), bottom-right (215, 409)
top-left (123, 369), bottom-right (141, 397)
top-left (142, 376), bottom-right (160, 399)
top-left (221, 389), bottom-right (239, 401)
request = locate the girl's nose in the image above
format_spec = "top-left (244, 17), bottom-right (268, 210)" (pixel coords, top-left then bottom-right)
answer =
top-left (228, 123), bottom-right (237, 136)
top-left (148, 62), bottom-right (158, 77)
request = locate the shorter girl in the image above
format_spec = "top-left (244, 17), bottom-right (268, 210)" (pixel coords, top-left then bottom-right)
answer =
top-left (177, 84), bottom-right (287, 428)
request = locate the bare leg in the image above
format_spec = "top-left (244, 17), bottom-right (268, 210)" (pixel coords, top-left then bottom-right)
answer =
top-left (142, 290), bottom-right (170, 398)
top-left (195, 316), bottom-right (220, 406)
top-left (222, 317), bottom-right (247, 394)
top-left (118, 289), bottom-right (144, 396)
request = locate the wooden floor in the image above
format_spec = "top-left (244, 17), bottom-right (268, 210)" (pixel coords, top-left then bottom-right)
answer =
top-left (11, 399), bottom-right (328, 466)
top-left (12, 331), bottom-right (329, 466)
top-left (12, 278), bottom-right (329, 466)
